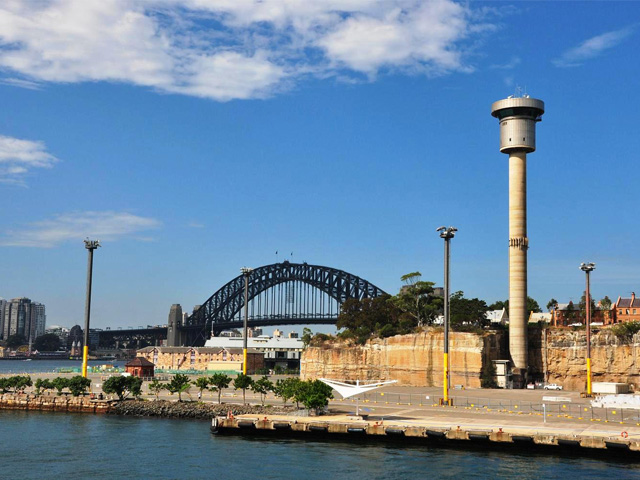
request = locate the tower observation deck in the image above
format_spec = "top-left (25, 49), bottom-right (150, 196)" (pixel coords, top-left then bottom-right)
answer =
top-left (491, 96), bottom-right (545, 385)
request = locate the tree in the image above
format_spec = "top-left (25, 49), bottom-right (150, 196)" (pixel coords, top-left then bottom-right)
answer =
top-left (209, 373), bottom-right (232, 404)
top-left (481, 361), bottom-right (497, 388)
top-left (166, 374), bottom-right (191, 402)
top-left (37, 378), bottom-right (53, 395)
top-left (295, 380), bottom-right (334, 414)
top-left (301, 327), bottom-right (313, 347)
top-left (600, 296), bottom-right (612, 311)
top-left (579, 292), bottom-right (597, 324)
top-left (391, 272), bottom-right (441, 327)
top-left (193, 377), bottom-right (210, 400)
top-left (546, 298), bottom-right (558, 312)
top-left (565, 301), bottom-right (576, 323)
top-left (337, 295), bottom-right (407, 344)
top-left (148, 379), bottom-right (166, 400)
top-left (33, 333), bottom-right (61, 352)
top-left (273, 377), bottom-right (299, 405)
top-left (102, 375), bottom-right (142, 401)
top-left (6, 334), bottom-right (27, 349)
top-left (52, 377), bottom-right (69, 395)
top-left (489, 297), bottom-right (542, 314)
top-left (450, 291), bottom-right (490, 329)
top-left (67, 376), bottom-right (91, 396)
top-left (251, 376), bottom-right (274, 406)
top-left (233, 373), bottom-right (253, 405)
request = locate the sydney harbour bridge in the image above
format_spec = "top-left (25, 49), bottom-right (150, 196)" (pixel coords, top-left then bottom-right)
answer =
top-left (98, 261), bottom-right (386, 348)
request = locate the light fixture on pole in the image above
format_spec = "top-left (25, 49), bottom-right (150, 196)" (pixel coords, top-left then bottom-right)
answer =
top-left (437, 226), bottom-right (457, 405)
top-left (240, 267), bottom-right (253, 375)
top-left (580, 262), bottom-right (595, 396)
top-left (82, 239), bottom-right (100, 378)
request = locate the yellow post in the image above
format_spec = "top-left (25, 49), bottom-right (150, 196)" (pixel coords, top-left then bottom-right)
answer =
top-left (443, 352), bottom-right (449, 404)
top-left (587, 357), bottom-right (592, 395)
top-left (243, 348), bottom-right (247, 375)
top-left (82, 345), bottom-right (89, 378)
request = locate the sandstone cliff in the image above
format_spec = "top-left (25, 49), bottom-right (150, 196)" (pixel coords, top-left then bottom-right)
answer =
top-left (529, 328), bottom-right (640, 391)
top-left (300, 330), bottom-right (505, 387)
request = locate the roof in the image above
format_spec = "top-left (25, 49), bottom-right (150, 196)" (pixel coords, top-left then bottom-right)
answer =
top-left (136, 346), bottom-right (261, 355)
top-left (126, 357), bottom-right (155, 367)
top-left (617, 295), bottom-right (638, 308)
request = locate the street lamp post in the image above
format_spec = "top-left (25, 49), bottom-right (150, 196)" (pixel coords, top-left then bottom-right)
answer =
top-left (437, 226), bottom-right (457, 405)
top-left (580, 262), bottom-right (596, 396)
top-left (82, 239), bottom-right (100, 378)
top-left (240, 267), bottom-right (253, 375)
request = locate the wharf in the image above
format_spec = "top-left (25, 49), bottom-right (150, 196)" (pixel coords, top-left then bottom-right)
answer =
top-left (212, 412), bottom-right (640, 457)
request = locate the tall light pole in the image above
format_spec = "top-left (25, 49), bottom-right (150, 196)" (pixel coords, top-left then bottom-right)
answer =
top-left (240, 267), bottom-right (253, 375)
top-left (580, 262), bottom-right (595, 396)
top-left (437, 226), bottom-right (457, 405)
top-left (82, 239), bottom-right (100, 378)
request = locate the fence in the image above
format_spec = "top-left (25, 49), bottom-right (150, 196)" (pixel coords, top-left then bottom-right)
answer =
top-left (339, 391), bottom-right (640, 424)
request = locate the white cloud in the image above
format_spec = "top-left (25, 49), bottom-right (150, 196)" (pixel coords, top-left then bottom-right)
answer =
top-left (0, 1), bottom-right (492, 101)
top-left (0, 211), bottom-right (162, 247)
top-left (0, 134), bottom-right (58, 185)
top-left (553, 26), bottom-right (635, 67)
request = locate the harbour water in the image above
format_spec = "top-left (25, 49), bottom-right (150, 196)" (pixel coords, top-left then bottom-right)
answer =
top-left (0, 359), bottom-right (126, 374)
top-left (1, 410), bottom-right (638, 480)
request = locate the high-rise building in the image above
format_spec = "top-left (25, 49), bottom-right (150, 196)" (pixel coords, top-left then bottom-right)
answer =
top-left (0, 298), bottom-right (6, 340)
top-left (1, 298), bottom-right (47, 342)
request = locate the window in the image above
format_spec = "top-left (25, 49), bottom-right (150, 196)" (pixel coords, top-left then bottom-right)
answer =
top-left (190, 351), bottom-right (195, 366)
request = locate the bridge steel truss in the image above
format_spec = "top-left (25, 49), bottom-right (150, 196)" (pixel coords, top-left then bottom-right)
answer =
top-left (185, 262), bottom-right (387, 338)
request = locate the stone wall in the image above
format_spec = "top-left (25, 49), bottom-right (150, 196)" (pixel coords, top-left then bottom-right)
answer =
top-left (300, 330), bottom-right (506, 387)
top-left (0, 393), bottom-right (113, 413)
top-left (529, 328), bottom-right (640, 391)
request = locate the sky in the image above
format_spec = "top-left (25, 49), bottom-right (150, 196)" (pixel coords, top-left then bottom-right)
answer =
top-left (0, 0), bottom-right (639, 333)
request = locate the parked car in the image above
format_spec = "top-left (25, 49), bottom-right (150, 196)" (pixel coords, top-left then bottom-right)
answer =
top-left (543, 383), bottom-right (563, 390)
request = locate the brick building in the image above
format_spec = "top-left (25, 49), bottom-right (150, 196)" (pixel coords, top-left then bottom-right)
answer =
top-left (125, 357), bottom-right (155, 378)
top-left (136, 346), bottom-right (264, 373)
top-left (551, 301), bottom-right (608, 327)
top-left (615, 293), bottom-right (640, 323)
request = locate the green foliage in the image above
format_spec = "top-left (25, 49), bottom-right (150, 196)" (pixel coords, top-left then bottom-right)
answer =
top-left (67, 375), bottom-right (91, 396)
top-left (6, 334), bottom-right (27, 349)
top-left (148, 379), bottom-right (166, 400)
top-left (450, 291), bottom-right (489, 329)
top-left (103, 375), bottom-right (143, 401)
top-left (391, 273), bottom-right (442, 328)
top-left (167, 374), bottom-right (191, 402)
top-left (33, 333), bottom-right (61, 352)
top-left (251, 376), bottom-right (274, 406)
top-left (52, 377), bottom-right (69, 395)
top-left (489, 297), bottom-right (541, 314)
top-left (37, 378), bottom-right (53, 395)
top-left (294, 380), bottom-right (334, 413)
top-left (233, 373), bottom-right (254, 405)
top-left (337, 295), bottom-right (408, 344)
top-left (546, 298), bottom-right (558, 312)
top-left (193, 377), bottom-right (210, 397)
top-left (301, 327), bottom-right (313, 347)
top-left (611, 321), bottom-right (640, 338)
top-left (0, 375), bottom-right (32, 393)
top-left (272, 377), bottom-right (299, 405)
top-left (600, 296), bottom-right (612, 311)
top-left (480, 361), bottom-right (498, 388)
top-left (208, 373), bottom-right (232, 404)
top-left (579, 293), bottom-right (597, 321)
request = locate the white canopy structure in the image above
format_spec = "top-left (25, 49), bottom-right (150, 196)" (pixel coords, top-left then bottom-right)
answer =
top-left (319, 378), bottom-right (397, 399)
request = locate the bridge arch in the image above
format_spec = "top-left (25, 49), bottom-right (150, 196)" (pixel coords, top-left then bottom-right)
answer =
top-left (186, 261), bottom-right (387, 335)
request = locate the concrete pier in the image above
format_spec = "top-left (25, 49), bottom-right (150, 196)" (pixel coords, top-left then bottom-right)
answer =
top-left (212, 413), bottom-right (640, 457)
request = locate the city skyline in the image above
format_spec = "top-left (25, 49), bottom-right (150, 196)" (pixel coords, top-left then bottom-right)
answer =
top-left (0, 1), bottom-right (638, 330)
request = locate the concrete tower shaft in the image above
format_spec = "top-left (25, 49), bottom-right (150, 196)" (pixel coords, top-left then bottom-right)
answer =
top-left (491, 96), bottom-right (544, 381)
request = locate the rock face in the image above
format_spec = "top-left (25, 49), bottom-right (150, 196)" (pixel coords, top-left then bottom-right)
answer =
top-left (529, 328), bottom-right (640, 391)
top-left (301, 330), bottom-right (506, 387)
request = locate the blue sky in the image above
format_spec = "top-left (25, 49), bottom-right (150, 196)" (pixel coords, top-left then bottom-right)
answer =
top-left (0, 1), bottom-right (638, 331)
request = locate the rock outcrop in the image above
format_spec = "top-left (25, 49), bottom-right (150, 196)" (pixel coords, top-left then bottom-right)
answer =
top-left (529, 328), bottom-right (640, 391)
top-left (301, 330), bottom-right (506, 387)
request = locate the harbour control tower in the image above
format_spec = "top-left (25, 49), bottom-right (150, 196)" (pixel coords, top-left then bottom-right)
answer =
top-left (491, 95), bottom-right (545, 385)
